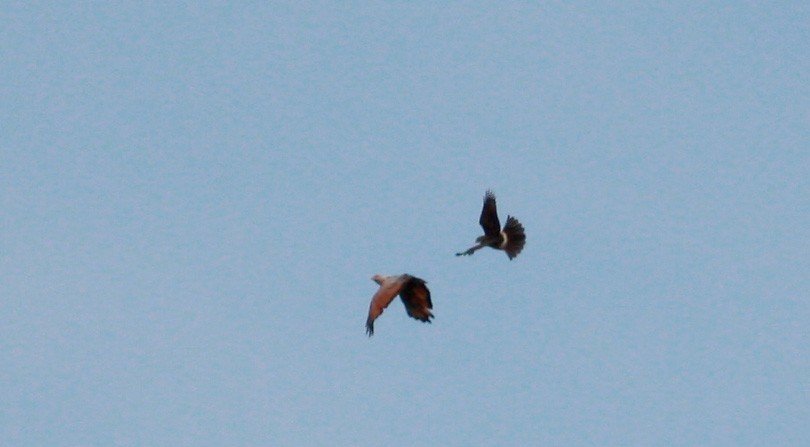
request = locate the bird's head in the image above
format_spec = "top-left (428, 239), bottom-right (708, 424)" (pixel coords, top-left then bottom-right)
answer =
top-left (371, 274), bottom-right (386, 285)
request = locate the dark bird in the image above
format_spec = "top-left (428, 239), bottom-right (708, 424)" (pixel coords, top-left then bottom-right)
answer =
top-left (456, 190), bottom-right (526, 259)
top-left (366, 274), bottom-right (433, 336)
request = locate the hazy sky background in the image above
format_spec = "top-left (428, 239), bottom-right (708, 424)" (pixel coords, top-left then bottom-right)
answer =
top-left (2, 2), bottom-right (809, 446)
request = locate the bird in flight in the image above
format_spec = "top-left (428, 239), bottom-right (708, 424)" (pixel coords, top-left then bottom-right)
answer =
top-left (456, 190), bottom-right (526, 259)
top-left (366, 274), bottom-right (433, 336)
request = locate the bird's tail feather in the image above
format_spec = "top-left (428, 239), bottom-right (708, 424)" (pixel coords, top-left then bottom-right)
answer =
top-left (503, 216), bottom-right (526, 259)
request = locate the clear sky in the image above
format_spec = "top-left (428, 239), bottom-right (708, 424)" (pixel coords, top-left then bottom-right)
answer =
top-left (2, 2), bottom-right (809, 446)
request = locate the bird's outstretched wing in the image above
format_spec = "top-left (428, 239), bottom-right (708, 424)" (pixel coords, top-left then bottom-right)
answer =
top-left (399, 276), bottom-right (434, 323)
top-left (366, 276), bottom-right (403, 336)
top-left (479, 190), bottom-right (501, 237)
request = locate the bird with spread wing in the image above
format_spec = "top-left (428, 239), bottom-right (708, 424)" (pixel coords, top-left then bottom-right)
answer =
top-left (456, 190), bottom-right (526, 260)
top-left (365, 274), bottom-right (433, 336)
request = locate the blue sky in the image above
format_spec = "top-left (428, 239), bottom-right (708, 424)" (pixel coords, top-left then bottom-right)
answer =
top-left (2, 2), bottom-right (809, 446)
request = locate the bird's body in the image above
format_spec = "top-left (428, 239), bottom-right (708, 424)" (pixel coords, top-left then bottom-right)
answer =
top-left (456, 190), bottom-right (525, 259)
top-left (366, 274), bottom-right (433, 336)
